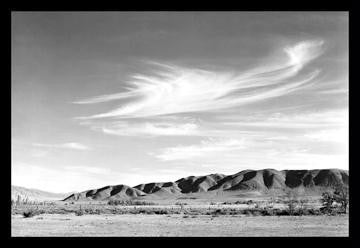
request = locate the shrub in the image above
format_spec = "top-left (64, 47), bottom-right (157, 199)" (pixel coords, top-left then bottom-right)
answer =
top-left (75, 206), bottom-right (84, 216)
top-left (22, 209), bottom-right (39, 218)
top-left (213, 209), bottom-right (224, 215)
top-left (246, 200), bottom-right (254, 205)
top-left (84, 208), bottom-right (101, 215)
top-left (260, 208), bottom-right (275, 216)
top-left (242, 209), bottom-right (253, 216)
top-left (108, 199), bottom-right (156, 206)
top-left (154, 210), bottom-right (169, 215)
top-left (284, 189), bottom-right (300, 215)
top-left (177, 197), bottom-right (197, 200)
top-left (234, 200), bottom-right (247, 204)
top-left (333, 185), bottom-right (349, 213)
top-left (75, 210), bottom-right (84, 216)
top-left (321, 191), bottom-right (335, 213)
top-left (276, 209), bottom-right (290, 216)
top-left (238, 206), bottom-right (322, 216)
top-left (321, 185), bottom-right (349, 214)
top-left (250, 209), bottom-right (262, 216)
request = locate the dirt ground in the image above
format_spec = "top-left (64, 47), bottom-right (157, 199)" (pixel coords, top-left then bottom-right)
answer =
top-left (11, 213), bottom-right (348, 237)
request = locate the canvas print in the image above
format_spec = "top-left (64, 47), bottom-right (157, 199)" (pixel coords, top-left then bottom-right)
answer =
top-left (11, 12), bottom-right (348, 236)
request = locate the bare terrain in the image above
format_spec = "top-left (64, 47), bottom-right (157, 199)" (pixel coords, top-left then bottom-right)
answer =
top-left (11, 213), bottom-right (348, 237)
top-left (11, 169), bottom-right (349, 237)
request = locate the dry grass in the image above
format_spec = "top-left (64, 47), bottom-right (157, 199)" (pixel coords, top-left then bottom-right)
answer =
top-left (11, 202), bottom-right (345, 217)
top-left (11, 214), bottom-right (349, 236)
top-left (11, 196), bottom-right (349, 236)
top-left (107, 199), bottom-right (156, 206)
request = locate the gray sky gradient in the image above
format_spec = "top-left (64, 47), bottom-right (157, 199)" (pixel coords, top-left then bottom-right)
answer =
top-left (12, 12), bottom-right (348, 193)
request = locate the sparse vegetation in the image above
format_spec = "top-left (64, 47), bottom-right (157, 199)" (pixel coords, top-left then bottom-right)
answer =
top-left (221, 200), bottom-right (255, 205)
top-left (177, 197), bottom-right (197, 200)
top-left (321, 184), bottom-right (349, 214)
top-left (75, 205), bottom-right (84, 216)
top-left (285, 189), bottom-right (299, 215)
top-left (75, 210), bottom-right (84, 216)
top-left (11, 188), bottom-right (349, 217)
top-left (22, 208), bottom-right (43, 218)
top-left (12, 195), bottom-right (56, 207)
top-left (107, 199), bottom-right (156, 206)
top-left (153, 209), bottom-right (169, 215)
top-left (13, 202), bottom-right (347, 216)
top-left (11, 169), bottom-right (349, 236)
top-left (333, 185), bottom-right (349, 213)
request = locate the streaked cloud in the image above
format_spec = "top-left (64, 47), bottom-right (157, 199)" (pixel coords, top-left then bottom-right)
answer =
top-left (74, 40), bottom-right (324, 120)
top-left (32, 142), bottom-right (91, 151)
top-left (73, 40), bottom-right (333, 141)
top-left (220, 109), bottom-right (347, 130)
top-left (99, 121), bottom-right (199, 137)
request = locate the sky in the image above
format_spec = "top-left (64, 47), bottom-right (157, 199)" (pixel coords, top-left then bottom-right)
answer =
top-left (11, 12), bottom-right (348, 193)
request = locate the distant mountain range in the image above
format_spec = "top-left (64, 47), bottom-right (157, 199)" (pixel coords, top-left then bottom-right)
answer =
top-left (11, 185), bottom-right (73, 202)
top-left (63, 168), bottom-right (348, 201)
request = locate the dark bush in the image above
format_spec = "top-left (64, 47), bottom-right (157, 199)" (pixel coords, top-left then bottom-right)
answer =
top-left (154, 209), bottom-right (169, 215)
top-left (242, 209), bottom-right (253, 216)
top-left (108, 199), bottom-right (156, 206)
top-left (234, 200), bottom-right (247, 204)
top-left (75, 207), bottom-right (84, 216)
top-left (177, 197), bottom-right (197, 200)
top-left (250, 209), bottom-right (262, 216)
top-left (23, 209), bottom-right (39, 218)
top-left (260, 208), bottom-right (276, 216)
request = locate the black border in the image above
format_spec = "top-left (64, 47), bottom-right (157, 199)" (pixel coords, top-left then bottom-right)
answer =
top-left (4, 2), bottom-right (357, 247)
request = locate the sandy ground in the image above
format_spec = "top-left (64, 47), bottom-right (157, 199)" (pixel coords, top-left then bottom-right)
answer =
top-left (11, 214), bottom-right (348, 237)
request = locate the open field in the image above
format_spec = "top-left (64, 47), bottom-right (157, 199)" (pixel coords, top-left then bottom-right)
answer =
top-left (11, 213), bottom-right (348, 237)
top-left (11, 190), bottom-right (348, 236)
top-left (11, 198), bottom-right (323, 216)
top-left (11, 190), bottom-right (325, 214)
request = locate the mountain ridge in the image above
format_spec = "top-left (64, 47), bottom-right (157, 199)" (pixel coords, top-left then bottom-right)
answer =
top-left (11, 185), bottom-right (72, 201)
top-left (63, 168), bottom-right (348, 202)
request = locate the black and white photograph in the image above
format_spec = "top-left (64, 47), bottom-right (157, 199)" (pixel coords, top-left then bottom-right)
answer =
top-left (11, 11), bottom-right (349, 237)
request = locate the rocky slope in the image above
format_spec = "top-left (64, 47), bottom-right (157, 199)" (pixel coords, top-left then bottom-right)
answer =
top-left (63, 184), bottom-right (146, 201)
top-left (63, 168), bottom-right (348, 201)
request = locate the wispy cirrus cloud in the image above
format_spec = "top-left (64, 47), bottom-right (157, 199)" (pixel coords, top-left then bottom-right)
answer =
top-left (100, 121), bottom-right (199, 137)
top-left (74, 40), bottom-right (324, 120)
top-left (32, 142), bottom-right (91, 151)
top-left (151, 133), bottom-right (348, 170)
top-left (220, 109), bottom-right (348, 130)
